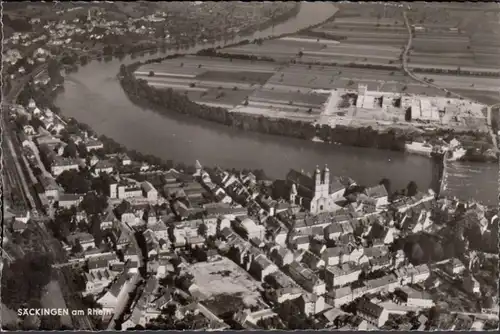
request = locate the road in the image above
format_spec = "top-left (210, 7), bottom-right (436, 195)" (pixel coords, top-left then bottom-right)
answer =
top-left (401, 11), bottom-right (499, 153)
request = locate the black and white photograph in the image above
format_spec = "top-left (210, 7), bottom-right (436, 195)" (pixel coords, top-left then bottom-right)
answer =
top-left (1, 1), bottom-right (499, 331)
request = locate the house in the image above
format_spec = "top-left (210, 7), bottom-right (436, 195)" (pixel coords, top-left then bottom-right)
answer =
top-left (87, 253), bottom-right (119, 273)
top-left (300, 250), bottom-right (325, 270)
top-left (123, 245), bottom-right (140, 263)
top-left (65, 232), bottom-right (95, 251)
top-left (396, 286), bottom-right (435, 308)
top-left (58, 193), bottom-right (84, 209)
top-left (322, 246), bottom-right (346, 266)
top-left (51, 157), bottom-right (80, 176)
top-left (369, 254), bottom-right (392, 271)
top-left (325, 286), bottom-right (354, 308)
top-left (234, 308), bottom-right (279, 328)
top-left (235, 217), bottom-right (265, 240)
top-left (446, 258), bottom-right (465, 275)
top-left (94, 160), bottom-right (114, 175)
top-left (364, 185), bottom-right (389, 209)
top-left (269, 245), bottom-right (294, 268)
top-left (97, 272), bottom-right (132, 314)
top-left (299, 293), bottom-right (326, 316)
top-left (250, 254), bottom-right (278, 282)
top-left (324, 223), bottom-right (343, 240)
top-left (141, 181), bottom-right (158, 202)
top-left (83, 269), bottom-right (115, 296)
top-left (101, 210), bottom-right (118, 230)
top-left (286, 261), bottom-right (326, 295)
top-left (85, 139), bottom-right (104, 151)
top-left (118, 153), bottom-right (132, 165)
top-left (286, 166), bottom-right (345, 214)
top-left (39, 176), bottom-right (61, 201)
top-left (7, 207), bottom-right (31, 224)
top-left (324, 262), bottom-right (362, 289)
top-left (292, 235), bottom-right (310, 251)
top-left (356, 299), bottom-right (389, 328)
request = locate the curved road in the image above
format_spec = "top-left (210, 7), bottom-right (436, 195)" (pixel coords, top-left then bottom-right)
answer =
top-left (401, 11), bottom-right (498, 152)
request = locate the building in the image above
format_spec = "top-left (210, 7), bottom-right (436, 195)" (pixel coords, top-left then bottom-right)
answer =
top-left (356, 299), bottom-right (389, 328)
top-left (65, 232), bottom-right (95, 251)
top-left (269, 245), bottom-right (294, 268)
top-left (250, 254), bottom-right (278, 282)
top-left (324, 262), bottom-right (362, 289)
top-left (286, 166), bottom-right (345, 215)
top-left (51, 157), bottom-right (80, 176)
top-left (364, 185), bottom-right (389, 209)
top-left (85, 139), bottom-right (104, 151)
top-left (58, 193), bottom-right (84, 209)
top-left (396, 286), bottom-right (435, 308)
top-left (110, 180), bottom-right (144, 200)
top-left (299, 293), bottom-right (326, 316)
top-left (97, 272), bottom-right (132, 314)
top-left (83, 269), bottom-right (115, 296)
top-left (446, 258), bottom-right (465, 275)
top-left (236, 217), bottom-right (265, 240)
top-left (141, 181), bottom-right (158, 202)
top-left (94, 160), bottom-right (114, 175)
top-left (326, 286), bottom-right (354, 307)
top-left (286, 261), bottom-right (326, 295)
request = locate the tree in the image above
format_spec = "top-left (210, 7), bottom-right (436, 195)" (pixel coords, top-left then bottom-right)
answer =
top-left (1, 253), bottom-right (53, 310)
top-left (90, 215), bottom-right (103, 247)
top-left (379, 178), bottom-right (391, 196)
top-left (63, 140), bottom-right (78, 158)
top-left (411, 243), bottom-right (424, 263)
top-left (77, 142), bottom-right (88, 159)
top-left (406, 181), bottom-right (418, 196)
top-left (56, 170), bottom-right (91, 194)
top-left (80, 192), bottom-right (107, 216)
top-left (197, 223), bottom-right (208, 238)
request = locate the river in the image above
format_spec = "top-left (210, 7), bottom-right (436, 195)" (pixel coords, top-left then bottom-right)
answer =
top-left (54, 2), bottom-right (497, 205)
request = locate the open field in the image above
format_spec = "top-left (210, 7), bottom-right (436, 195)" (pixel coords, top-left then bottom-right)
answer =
top-left (136, 53), bottom-right (491, 130)
top-left (186, 258), bottom-right (266, 315)
top-left (135, 2), bottom-right (496, 129)
top-left (406, 3), bottom-right (500, 70)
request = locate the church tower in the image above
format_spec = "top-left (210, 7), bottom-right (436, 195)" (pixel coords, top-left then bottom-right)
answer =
top-left (314, 165), bottom-right (321, 196)
top-left (322, 164), bottom-right (330, 196)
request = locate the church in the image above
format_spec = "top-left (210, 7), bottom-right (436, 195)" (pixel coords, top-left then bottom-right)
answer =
top-left (286, 165), bottom-right (346, 215)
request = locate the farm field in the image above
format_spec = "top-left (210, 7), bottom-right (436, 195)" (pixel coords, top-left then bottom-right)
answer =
top-left (406, 3), bottom-right (500, 70)
top-left (185, 258), bottom-right (267, 315)
top-left (135, 2), bottom-right (496, 130)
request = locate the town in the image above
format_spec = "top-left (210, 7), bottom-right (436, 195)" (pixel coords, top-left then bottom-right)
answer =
top-left (2, 96), bottom-right (499, 330)
top-left (1, 1), bottom-right (499, 332)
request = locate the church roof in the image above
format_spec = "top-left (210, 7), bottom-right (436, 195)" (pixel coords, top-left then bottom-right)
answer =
top-left (286, 169), bottom-right (314, 191)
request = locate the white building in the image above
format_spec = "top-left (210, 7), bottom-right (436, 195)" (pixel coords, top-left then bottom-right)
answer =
top-left (324, 262), bottom-right (362, 289)
top-left (141, 181), bottom-right (158, 202)
top-left (287, 166), bottom-right (346, 215)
